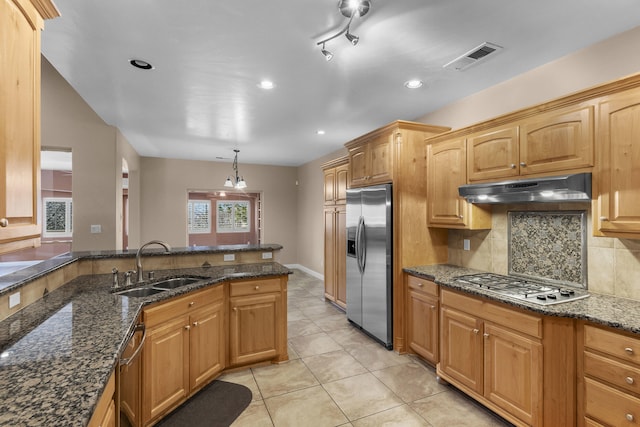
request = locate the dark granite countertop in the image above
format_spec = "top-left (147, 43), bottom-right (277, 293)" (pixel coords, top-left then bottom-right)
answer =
top-left (404, 264), bottom-right (640, 336)
top-left (0, 261), bottom-right (291, 427)
top-left (0, 243), bottom-right (283, 297)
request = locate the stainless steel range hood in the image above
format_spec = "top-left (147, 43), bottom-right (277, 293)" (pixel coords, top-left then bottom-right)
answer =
top-left (458, 173), bottom-right (592, 204)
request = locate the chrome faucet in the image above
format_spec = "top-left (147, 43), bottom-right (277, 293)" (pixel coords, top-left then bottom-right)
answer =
top-left (135, 240), bottom-right (171, 283)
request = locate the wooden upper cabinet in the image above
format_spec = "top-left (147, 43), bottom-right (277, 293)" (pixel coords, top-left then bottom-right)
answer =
top-left (467, 127), bottom-right (519, 181)
top-left (520, 105), bottom-right (594, 175)
top-left (322, 158), bottom-right (348, 205)
top-left (466, 105), bottom-right (594, 182)
top-left (595, 88), bottom-right (640, 237)
top-left (347, 134), bottom-right (393, 187)
top-left (0, 0), bottom-right (58, 255)
top-left (428, 139), bottom-right (491, 230)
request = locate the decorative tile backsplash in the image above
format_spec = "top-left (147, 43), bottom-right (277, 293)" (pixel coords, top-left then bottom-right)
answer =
top-left (508, 211), bottom-right (587, 287)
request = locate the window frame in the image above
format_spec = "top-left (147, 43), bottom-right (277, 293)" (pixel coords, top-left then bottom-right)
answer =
top-left (187, 199), bottom-right (212, 234)
top-left (42, 197), bottom-right (73, 238)
top-left (216, 200), bottom-right (250, 233)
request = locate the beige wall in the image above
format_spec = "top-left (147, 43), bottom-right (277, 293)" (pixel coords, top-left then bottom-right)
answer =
top-left (139, 157), bottom-right (299, 264)
top-left (41, 58), bottom-right (141, 252)
top-left (296, 148), bottom-right (348, 276)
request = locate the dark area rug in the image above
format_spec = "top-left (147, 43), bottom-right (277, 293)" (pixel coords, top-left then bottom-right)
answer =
top-left (155, 380), bottom-right (253, 427)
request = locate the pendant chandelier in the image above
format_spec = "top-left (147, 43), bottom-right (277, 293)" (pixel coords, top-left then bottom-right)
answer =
top-left (223, 149), bottom-right (247, 189)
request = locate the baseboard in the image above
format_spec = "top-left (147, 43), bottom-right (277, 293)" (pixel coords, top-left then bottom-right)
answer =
top-left (284, 264), bottom-right (323, 280)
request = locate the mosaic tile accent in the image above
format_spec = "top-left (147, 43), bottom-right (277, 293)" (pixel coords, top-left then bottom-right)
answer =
top-left (508, 211), bottom-right (587, 287)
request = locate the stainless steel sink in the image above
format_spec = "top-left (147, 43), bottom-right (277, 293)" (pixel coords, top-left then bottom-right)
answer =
top-left (117, 287), bottom-right (166, 298)
top-left (152, 276), bottom-right (203, 290)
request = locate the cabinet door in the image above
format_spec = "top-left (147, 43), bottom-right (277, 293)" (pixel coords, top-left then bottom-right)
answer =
top-left (484, 323), bottom-right (543, 426)
top-left (120, 329), bottom-right (141, 427)
top-left (323, 168), bottom-right (336, 205)
top-left (323, 207), bottom-right (337, 302)
top-left (596, 89), bottom-right (640, 235)
top-left (0, 0), bottom-right (42, 253)
top-left (520, 105), bottom-right (594, 176)
top-left (335, 206), bottom-right (347, 309)
top-left (408, 289), bottom-right (438, 364)
top-left (348, 145), bottom-right (368, 187)
top-left (190, 301), bottom-right (225, 391)
top-left (335, 163), bottom-right (349, 204)
top-left (368, 135), bottom-right (393, 184)
top-left (467, 127), bottom-right (519, 181)
top-left (229, 293), bottom-right (280, 366)
top-left (427, 139), bottom-right (468, 227)
top-left (440, 306), bottom-right (483, 393)
top-left (142, 315), bottom-right (190, 424)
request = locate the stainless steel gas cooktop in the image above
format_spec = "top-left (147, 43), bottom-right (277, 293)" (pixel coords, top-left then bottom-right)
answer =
top-left (452, 273), bottom-right (590, 305)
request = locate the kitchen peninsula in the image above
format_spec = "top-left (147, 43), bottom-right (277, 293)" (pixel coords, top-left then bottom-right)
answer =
top-left (0, 244), bottom-right (290, 426)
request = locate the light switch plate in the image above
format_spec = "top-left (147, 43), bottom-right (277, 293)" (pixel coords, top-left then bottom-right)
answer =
top-left (223, 254), bottom-right (235, 262)
top-left (262, 252), bottom-right (273, 259)
top-left (90, 224), bottom-right (102, 234)
top-left (9, 292), bottom-right (20, 309)
top-left (463, 239), bottom-right (471, 251)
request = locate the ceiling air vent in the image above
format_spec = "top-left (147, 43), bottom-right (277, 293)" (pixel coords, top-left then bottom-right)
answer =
top-left (443, 42), bottom-right (503, 71)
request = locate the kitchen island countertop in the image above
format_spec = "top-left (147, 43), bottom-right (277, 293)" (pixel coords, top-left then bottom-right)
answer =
top-left (0, 261), bottom-right (291, 427)
top-left (405, 264), bottom-right (640, 336)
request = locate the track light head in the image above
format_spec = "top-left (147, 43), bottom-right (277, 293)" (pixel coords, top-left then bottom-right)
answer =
top-left (345, 32), bottom-right (359, 46)
top-left (339, 0), bottom-right (371, 18)
top-left (321, 44), bottom-right (333, 61)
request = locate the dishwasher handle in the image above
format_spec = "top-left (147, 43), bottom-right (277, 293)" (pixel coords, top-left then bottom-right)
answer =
top-left (119, 323), bottom-right (146, 367)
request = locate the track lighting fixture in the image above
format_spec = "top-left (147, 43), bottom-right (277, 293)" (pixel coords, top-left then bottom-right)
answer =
top-left (317, 0), bottom-right (371, 61)
top-left (223, 149), bottom-right (247, 189)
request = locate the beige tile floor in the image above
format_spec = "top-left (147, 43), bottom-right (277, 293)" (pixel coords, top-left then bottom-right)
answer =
top-left (220, 270), bottom-right (514, 427)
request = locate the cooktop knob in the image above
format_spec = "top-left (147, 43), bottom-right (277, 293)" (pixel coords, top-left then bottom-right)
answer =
top-left (536, 295), bottom-right (547, 300)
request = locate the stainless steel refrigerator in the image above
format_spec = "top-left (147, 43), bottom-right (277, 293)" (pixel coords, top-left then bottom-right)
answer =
top-left (346, 184), bottom-right (393, 349)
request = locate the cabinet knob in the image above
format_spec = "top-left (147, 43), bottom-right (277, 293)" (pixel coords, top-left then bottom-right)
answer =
top-left (519, 162), bottom-right (527, 167)
top-left (599, 216), bottom-right (609, 221)
top-left (233, 307), bottom-right (237, 312)
top-left (189, 302), bottom-right (195, 307)
top-left (184, 325), bottom-right (191, 330)
top-left (626, 413), bottom-right (635, 422)
top-left (417, 283), bottom-right (423, 287)
top-left (255, 286), bottom-right (260, 290)
top-left (458, 215), bottom-right (463, 219)
top-left (193, 321), bottom-right (199, 327)
top-left (430, 305), bottom-right (436, 310)
top-left (483, 333), bottom-right (490, 338)
top-left (625, 376), bottom-right (635, 385)
top-left (625, 347), bottom-right (634, 354)
top-left (510, 164), bottom-right (516, 169)
top-left (0, 218), bottom-right (7, 227)
top-left (472, 329), bottom-right (479, 334)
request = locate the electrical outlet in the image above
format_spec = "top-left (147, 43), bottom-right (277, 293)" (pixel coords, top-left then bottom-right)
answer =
top-left (90, 224), bottom-right (102, 234)
top-left (223, 254), bottom-right (235, 262)
top-left (463, 239), bottom-right (471, 251)
top-left (9, 292), bottom-right (20, 309)
top-left (262, 252), bottom-right (273, 259)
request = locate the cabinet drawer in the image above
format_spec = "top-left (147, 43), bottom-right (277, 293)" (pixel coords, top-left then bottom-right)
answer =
top-left (441, 289), bottom-right (542, 338)
top-left (585, 378), bottom-right (640, 426)
top-left (230, 278), bottom-right (281, 296)
top-left (407, 275), bottom-right (438, 297)
top-left (144, 286), bottom-right (223, 328)
top-left (584, 324), bottom-right (640, 365)
top-left (584, 351), bottom-right (640, 395)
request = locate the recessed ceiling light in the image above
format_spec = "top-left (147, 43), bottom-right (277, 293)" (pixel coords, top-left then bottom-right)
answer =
top-left (404, 80), bottom-right (423, 89)
top-left (317, 130), bottom-right (326, 135)
top-left (258, 80), bottom-right (275, 89)
top-left (129, 59), bottom-right (153, 70)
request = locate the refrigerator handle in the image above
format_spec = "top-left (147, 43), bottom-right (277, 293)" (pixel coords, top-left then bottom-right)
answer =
top-left (360, 218), bottom-right (367, 272)
top-left (356, 216), bottom-right (365, 274)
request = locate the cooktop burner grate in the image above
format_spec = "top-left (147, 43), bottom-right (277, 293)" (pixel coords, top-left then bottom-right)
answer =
top-left (453, 273), bottom-right (589, 305)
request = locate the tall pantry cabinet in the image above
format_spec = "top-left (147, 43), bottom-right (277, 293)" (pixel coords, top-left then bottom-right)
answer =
top-left (322, 157), bottom-right (348, 309)
top-left (1, 0), bottom-right (59, 254)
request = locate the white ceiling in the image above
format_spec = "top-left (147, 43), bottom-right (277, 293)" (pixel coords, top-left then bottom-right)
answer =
top-left (41, 0), bottom-right (640, 167)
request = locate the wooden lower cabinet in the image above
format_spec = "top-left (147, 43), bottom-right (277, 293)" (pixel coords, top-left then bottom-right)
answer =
top-left (578, 322), bottom-right (640, 427)
top-left (229, 277), bottom-right (288, 366)
top-left (88, 370), bottom-right (116, 427)
top-left (406, 275), bottom-right (439, 365)
top-left (438, 289), bottom-right (572, 427)
top-left (120, 322), bottom-right (143, 427)
top-left (141, 286), bottom-right (225, 426)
